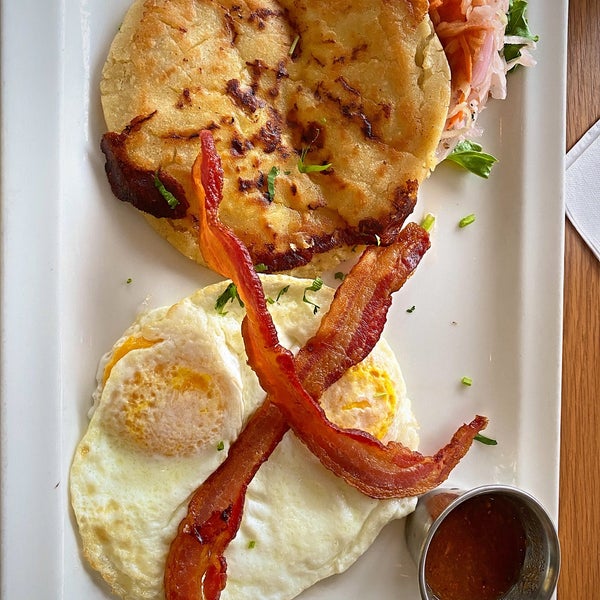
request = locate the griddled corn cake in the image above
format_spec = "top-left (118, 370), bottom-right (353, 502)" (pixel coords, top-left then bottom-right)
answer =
top-left (101, 0), bottom-right (450, 272)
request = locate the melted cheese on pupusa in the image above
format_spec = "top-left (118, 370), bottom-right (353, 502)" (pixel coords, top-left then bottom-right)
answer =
top-left (69, 275), bottom-right (419, 600)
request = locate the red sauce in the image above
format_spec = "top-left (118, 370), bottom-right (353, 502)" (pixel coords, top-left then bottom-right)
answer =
top-left (424, 494), bottom-right (527, 600)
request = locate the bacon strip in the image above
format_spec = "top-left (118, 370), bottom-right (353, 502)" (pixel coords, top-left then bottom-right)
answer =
top-left (164, 130), bottom-right (487, 599)
top-left (164, 401), bottom-right (286, 600)
top-left (243, 318), bottom-right (487, 497)
top-left (165, 226), bottom-right (434, 600)
top-left (165, 240), bottom-right (436, 600)
top-left (295, 227), bottom-right (430, 399)
top-left (195, 129), bottom-right (486, 497)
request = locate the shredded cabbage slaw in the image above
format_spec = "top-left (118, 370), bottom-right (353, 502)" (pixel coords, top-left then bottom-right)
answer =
top-left (430, 0), bottom-right (537, 162)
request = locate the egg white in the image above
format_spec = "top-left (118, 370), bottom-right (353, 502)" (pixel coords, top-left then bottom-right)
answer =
top-left (70, 275), bottom-right (419, 600)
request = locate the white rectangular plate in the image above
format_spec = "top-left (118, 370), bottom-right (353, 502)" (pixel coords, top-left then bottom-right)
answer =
top-left (1, 1), bottom-right (567, 598)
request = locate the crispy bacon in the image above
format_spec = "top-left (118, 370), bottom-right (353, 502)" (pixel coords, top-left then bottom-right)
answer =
top-left (165, 230), bottom-right (435, 600)
top-left (195, 129), bottom-right (486, 497)
top-left (164, 401), bottom-right (286, 600)
top-left (295, 228), bottom-right (430, 399)
top-left (164, 237), bottom-right (434, 600)
top-left (243, 319), bottom-right (487, 497)
top-left (164, 130), bottom-right (487, 599)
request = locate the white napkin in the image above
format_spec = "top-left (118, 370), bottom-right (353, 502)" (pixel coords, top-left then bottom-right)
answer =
top-left (566, 118), bottom-right (600, 261)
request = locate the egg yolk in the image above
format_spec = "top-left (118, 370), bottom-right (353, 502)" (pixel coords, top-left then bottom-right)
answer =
top-left (103, 336), bottom-right (160, 385)
top-left (101, 339), bottom-right (234, 457)
top-left (320, 361), bottom-right (397, 440)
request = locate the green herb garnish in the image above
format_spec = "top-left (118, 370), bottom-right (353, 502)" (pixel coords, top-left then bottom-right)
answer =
top-left (275, 285), bottom-right (290, 302)
top-left (248, 540), bottom-right (257, 549)
top-left (267, 166), bottom-right (279, 202)
top-left (406, 305), bottom-right (416, 313)
top-left (334, 271), bottom-right (346, 281)
top-left (267, 285), bottom-right (290, 304)
top-left (153, 171), bottom-right (179, 208)
top-left (504, 0), bottom-right (539, 66)
top-left (215, 282), bottom-right (244, 315)
top-left (458, 214), bottom-right (476, 228)
top-left (216, 441), bottom-right (225, 451)
top-left (445, 140), bottom-right (498, 179)
top-left (421, 213), bottom-right (436, 232)
top-left (461, 376), bottom-right (473, 386)
top-left (297, 147), bottom-right (331, 174)
top-left (126, 277), bottom-right (132, 284)
top-left (254, 263), bottom-right (268, 272)
top-left (474, 433), bottom-right (498, 446)
top-left (289, 34), bottom-right (300, 56)
top-left (303, 277), bottom-right (323, 314)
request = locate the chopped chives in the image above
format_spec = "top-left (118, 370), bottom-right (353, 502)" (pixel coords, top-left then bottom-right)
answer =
top-left (459, 214), bottom-right (476, 228)
top-left (289, 35), bottom-right (300, 56)
top-left (275, 285), bottom-right (290, 302)
top-left (267, 166), bottom-right (279, 202)
top-left (421, 213), bottom-right (435, 232)
top-left (474, 434), bottom-right (498, 446)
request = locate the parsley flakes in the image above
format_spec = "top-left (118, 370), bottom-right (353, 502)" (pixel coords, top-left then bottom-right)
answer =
top-left (267, 166), bottom-right (279, 202)
top-left (153, 171), bottom-right (179, 209)
top-left (215, 283), bottom-right (244, 315)
top-left (303, 277), bottom-right (323, 314)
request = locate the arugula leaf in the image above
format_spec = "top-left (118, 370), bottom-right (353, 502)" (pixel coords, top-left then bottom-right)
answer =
top-left (445, 140), bottom-right (498, 179)
top-left (504, 0), bottom-right (539, 65)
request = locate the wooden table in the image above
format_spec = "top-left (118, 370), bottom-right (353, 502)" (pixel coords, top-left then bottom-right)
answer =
top-left (559, 0), bottom-right (600, 596)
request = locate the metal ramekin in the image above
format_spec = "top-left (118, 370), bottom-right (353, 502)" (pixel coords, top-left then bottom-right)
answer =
top-left (405, 485), bottom-right (560, 600)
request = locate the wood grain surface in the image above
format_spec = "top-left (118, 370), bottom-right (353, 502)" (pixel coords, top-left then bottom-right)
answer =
top-left (559, 0), bottom-right (600, 597)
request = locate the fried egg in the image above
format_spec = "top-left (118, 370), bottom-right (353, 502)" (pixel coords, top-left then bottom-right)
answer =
top-left (69, 275), bottom-right (419, 600)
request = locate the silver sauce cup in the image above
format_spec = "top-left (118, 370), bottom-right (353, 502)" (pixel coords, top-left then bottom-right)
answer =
top-left (405, 485), bottom-right (560, 600)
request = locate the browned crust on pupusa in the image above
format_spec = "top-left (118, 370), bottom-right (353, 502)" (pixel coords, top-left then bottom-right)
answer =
top-left (100, 0), bottom-right (450, 273)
